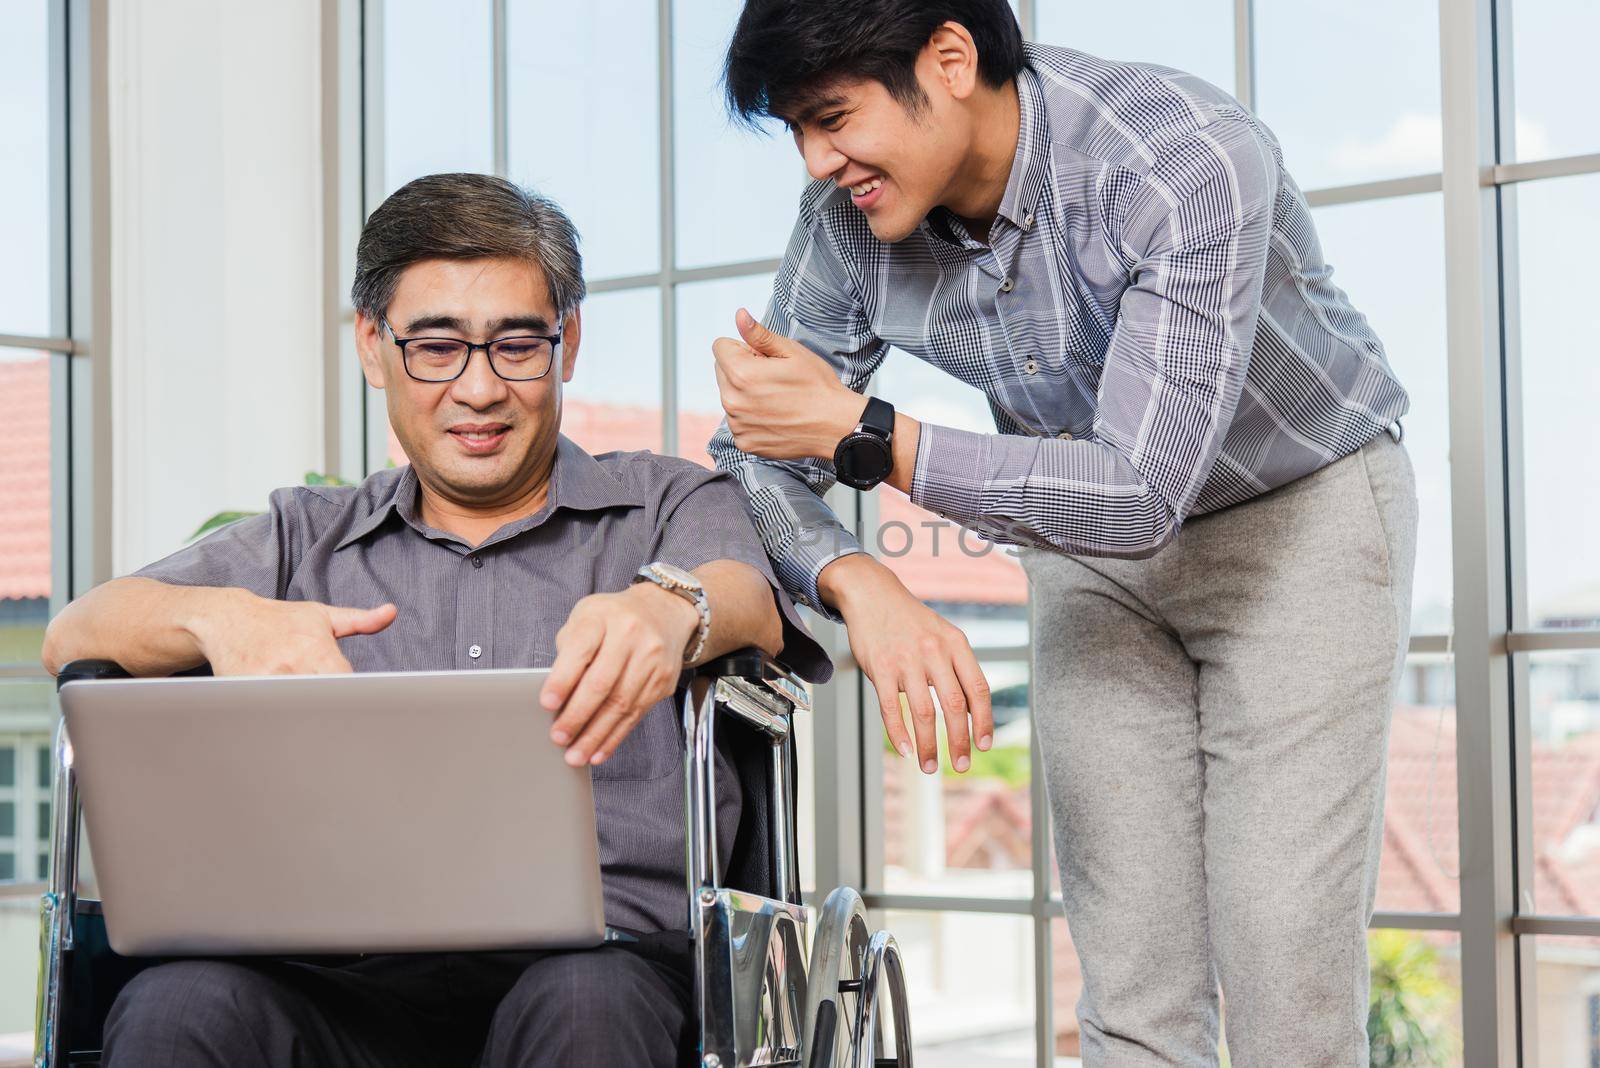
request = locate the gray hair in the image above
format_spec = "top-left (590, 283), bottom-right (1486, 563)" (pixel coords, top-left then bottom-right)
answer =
top-left (351, 173), bottom-right (586, 321)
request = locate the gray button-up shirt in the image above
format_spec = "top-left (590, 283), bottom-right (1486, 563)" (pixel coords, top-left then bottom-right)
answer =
top-left (134, 436), bottom-right (829, 932)
top-left (711, 42), bottom-right (1410, 617)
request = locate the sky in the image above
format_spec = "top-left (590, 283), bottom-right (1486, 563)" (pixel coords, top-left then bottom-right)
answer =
top-left (2, 0), bottom-right (1597, 631)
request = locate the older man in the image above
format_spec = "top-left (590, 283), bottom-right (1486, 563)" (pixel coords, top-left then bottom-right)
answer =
top-left (42, 172), bottom-right (826, 1068)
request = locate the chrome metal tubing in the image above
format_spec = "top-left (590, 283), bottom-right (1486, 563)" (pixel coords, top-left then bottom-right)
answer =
top-left (49, 720), bottom-right (79, 940)
top-left (714, 676), bottom-right (792, 739)
top-left (683, 676), bottom-right (721, 930)
top-left (769, 739), bottom-right (798, 906)
top-left (35, 719), bottom-right (79, 1068)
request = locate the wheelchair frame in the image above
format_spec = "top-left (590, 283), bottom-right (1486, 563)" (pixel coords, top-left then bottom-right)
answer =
top-left (35, 653), bottom-right (912, 1068)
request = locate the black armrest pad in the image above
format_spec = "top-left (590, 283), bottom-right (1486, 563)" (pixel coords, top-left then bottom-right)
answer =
top-left (55, 659), bottom-right (133, 691)
top-left (697, 647), bottom-right (784, 681)
top-left (55, 659), bottom-right (213, 691)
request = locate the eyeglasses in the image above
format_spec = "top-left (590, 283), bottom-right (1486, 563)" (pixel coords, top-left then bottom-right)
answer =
top-left (384, 318), bottom-right (562, 383)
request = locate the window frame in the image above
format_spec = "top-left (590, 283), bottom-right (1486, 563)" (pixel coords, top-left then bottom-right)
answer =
top-left (0, 0), bottom-right (111, 903)
top-left (350, 0), bottom-right (1600, 1062)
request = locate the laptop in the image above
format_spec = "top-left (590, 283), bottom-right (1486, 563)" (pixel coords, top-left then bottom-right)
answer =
top-left (60, 668), bottom-right (608, 957)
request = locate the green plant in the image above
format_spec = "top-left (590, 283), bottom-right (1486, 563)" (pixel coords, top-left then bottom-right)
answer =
top-left (188, 471), bottom-right (356, 541)
top-left (1367, 929), bottom-right (1460, 1066)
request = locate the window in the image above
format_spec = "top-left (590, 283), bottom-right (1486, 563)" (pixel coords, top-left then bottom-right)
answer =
top-left (361, 2), bottom-right (1600, 1063)
top-left (1035, 0), bottom-right (1235, 97)
top-left (1512, 172), bottom-right (1600, 630)
top-left (1254, 0), bottom-right (1441, 190)
top-left (1506, 0), bottom-right (1600, 162)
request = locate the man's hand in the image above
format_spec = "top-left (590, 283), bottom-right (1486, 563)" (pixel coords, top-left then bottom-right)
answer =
top-left (821, 554), bottom-right (994, 774)
top-left (712, 308), bottom-right (867, 461)
top-left (539, 584), bottom-right (699, 767)
top-left (186, 589), bottom-right (397, 675)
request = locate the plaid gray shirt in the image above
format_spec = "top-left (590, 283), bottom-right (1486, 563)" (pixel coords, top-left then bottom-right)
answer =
top-left (710, 43), bottom-right (1409, 617)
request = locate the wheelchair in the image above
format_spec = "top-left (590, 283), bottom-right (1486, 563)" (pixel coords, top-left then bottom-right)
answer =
top-left (35, 651), bottom-right (914, 1068)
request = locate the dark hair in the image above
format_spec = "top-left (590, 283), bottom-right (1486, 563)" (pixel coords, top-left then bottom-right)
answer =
top-left (351, 173), bottom-right (586, 320)
top-left (723, 0), bottom-right (1025, 129)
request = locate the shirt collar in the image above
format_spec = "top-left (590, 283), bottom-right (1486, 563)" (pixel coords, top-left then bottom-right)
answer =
top-left (334, 434), bottom-right (644, 552)
top-left (995, 65), bottom-right (1051, 231)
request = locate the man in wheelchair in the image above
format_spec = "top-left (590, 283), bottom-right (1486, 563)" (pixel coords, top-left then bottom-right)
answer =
top-left (41, 172), bottom-right (830, 1068)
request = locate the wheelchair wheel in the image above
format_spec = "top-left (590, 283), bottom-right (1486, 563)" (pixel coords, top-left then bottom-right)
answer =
top-left (849, 930), bottom-right (913, 1068)
top-left (803, 887), bottom-right (871, 1068)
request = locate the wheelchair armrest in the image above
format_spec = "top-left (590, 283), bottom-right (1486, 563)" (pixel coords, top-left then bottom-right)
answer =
top-left (55, 658), bottom-right (213, 691)
top-left (695, 647), bottom-right (810, 715)
top-left (55, 659), bottom-right (133, 691)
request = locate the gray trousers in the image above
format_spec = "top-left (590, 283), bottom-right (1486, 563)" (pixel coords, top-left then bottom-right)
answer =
top-left (1023, 433), bottom-right (1418, 1067)
top-left (101, 935), bottom-right (696, 1068)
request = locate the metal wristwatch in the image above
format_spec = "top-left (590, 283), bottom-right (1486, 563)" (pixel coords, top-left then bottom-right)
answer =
top-left (833, 396), bottom-right (895, 490)
top-left (632, 562), bottom-right (710, 663)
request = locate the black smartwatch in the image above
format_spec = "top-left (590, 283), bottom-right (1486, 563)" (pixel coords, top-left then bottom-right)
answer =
top-left (833, 396), bottom-right (895, 490)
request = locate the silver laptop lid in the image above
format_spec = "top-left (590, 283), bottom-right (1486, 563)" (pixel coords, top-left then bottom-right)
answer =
top-left (62, 669), bottom-right (606, 956)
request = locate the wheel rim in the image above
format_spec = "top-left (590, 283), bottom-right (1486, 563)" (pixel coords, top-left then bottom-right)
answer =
top-left (803, 887), bottom-right (872, 1068)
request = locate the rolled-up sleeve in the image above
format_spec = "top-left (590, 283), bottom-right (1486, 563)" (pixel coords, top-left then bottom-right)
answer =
top-left (708, 188), bottom-right (890, 620)
top-left (650, 463), bottom-right (832, 684)
top-left (132, 488), bottom-right (306, 597)
top-left (910, 120), bottom-right (1278, 557)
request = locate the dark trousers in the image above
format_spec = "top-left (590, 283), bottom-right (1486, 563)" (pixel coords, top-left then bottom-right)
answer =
top-left (101, 933), bottom-right (695, 1068)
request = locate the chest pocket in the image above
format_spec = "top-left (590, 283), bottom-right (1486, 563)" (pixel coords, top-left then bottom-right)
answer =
top-left (590, 691), bottom-right (682, 782)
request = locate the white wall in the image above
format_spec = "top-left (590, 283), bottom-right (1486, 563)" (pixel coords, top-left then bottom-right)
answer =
top-left (109, 0), bottom-right (328, 573)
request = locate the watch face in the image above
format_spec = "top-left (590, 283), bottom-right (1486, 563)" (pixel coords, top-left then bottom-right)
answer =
top-left (839, 434), bottom-right (893, 489)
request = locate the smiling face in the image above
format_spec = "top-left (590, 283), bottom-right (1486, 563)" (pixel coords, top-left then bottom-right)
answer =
top-left (782, 38), bottom-right (979, 243)
top-left (354, 256), bottom-right (581, 512)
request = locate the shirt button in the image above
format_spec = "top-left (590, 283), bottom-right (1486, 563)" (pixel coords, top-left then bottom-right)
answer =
top-left (1023, 212), bottom-right (1035, 229)
top-left (468, 644), bottom-right (482, 660)
top-left (999, 277), bottom-right (1015, 293)
top-left (1024, 359), bottom-right (1039, 375)
top-left (1057, 430), bottom-right (1073, 440)
top-left (469, 554), bottom-right (483, 569)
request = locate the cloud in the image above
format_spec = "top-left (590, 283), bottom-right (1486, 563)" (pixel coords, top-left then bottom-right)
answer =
top-left (1330, 113), bottom-right (1442, 177)
top-left (1328, 112), bottom-right (1559, 179)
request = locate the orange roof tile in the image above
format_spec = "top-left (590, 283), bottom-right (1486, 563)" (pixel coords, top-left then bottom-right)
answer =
top-left (0, 356), bottom-right (51, 601)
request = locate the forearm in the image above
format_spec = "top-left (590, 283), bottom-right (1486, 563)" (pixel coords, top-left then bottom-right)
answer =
top-left (694, 560), bottom-right (784, 664)
top-left (41, 577), bottom-right (241, 677)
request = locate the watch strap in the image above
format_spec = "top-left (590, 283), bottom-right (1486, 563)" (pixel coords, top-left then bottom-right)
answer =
top-left (632, 564), bottom-right (710, 664)
top-left (859, 396), bottom-right (895, 439)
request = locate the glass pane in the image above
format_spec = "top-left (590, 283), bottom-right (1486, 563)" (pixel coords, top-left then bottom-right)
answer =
top-left (1254, 1), bottom-right (1441, 190)
top-left (383, 0), bottom-right (494, 193)
top-left (0, 0), bottom-right (52, 336)
top-left (563, 286), bottom-right (663, 455)
top-left (508, 0), bottom-right (660, 280)
top-left (674, 273), bottom-right (776, 467)
top-left (872, 349), bottom-right (1028, 649)
top-left (0, 895), bottom-right (34, 1031)
top-left (672, 0), bottom-right (805, 269)
top-left (1527, 652), bottom-right (1600, 918)
top-left (1034, 0), bottom-right (1235, 98)
top-left (0, 804), bottom-right (12, 838)
top-left (1507, 1), bottom-right (1600, 162)
top-left (1312, 193), bottom-right (1451, 635)
top-left (1367, 929), bottom-right (1463, 1066)
top-left (1515, 173), bottom-right (1600, 629)
top-left (883, 910), bottom-right (1035, 1065)
top-left (1530, 935), bottom-right (1600, 1068)
top-left (0, 750), bottom-right (11, 788)
top-left (1381, 655), bottom-right (1460, 913)
top-left (0, 352), bottom-right (52, 668)
top-left (883, 661), bottom-right (1031, 900)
